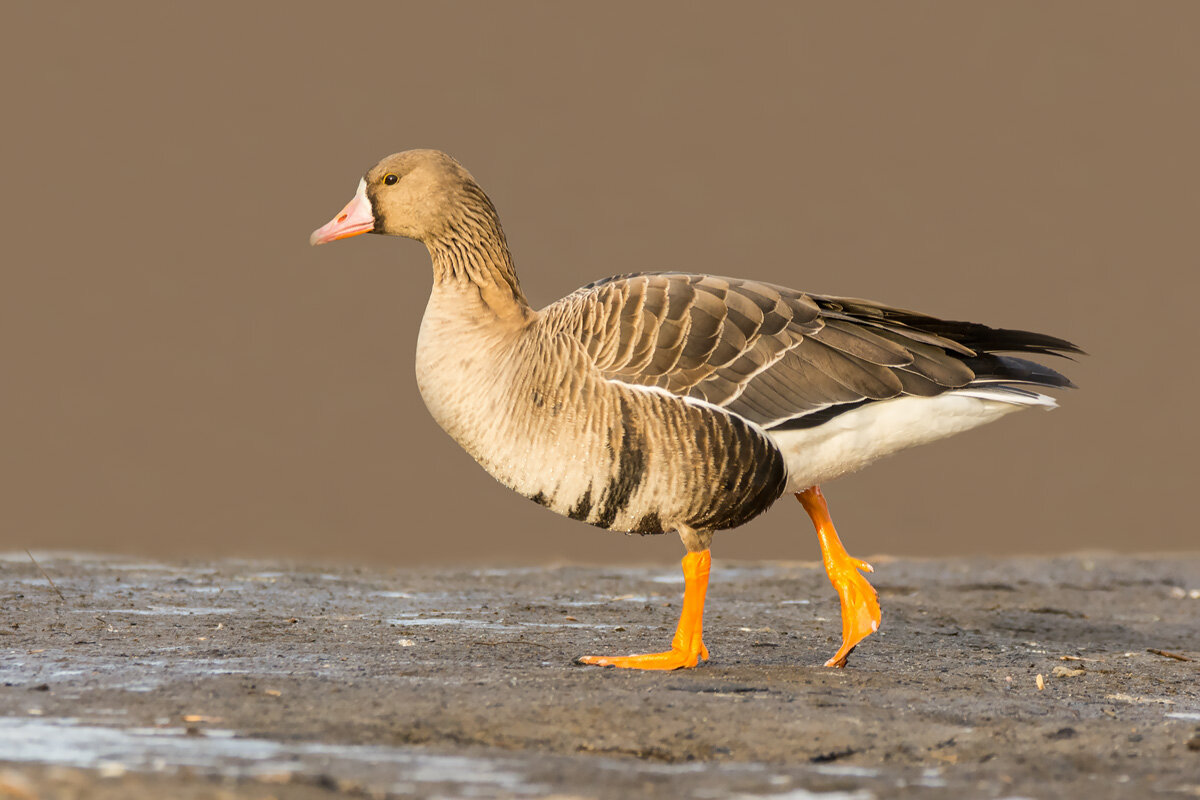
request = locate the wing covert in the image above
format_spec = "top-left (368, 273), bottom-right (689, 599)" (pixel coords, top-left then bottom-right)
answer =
top-left (541, 272), bottom-right (1074, 430)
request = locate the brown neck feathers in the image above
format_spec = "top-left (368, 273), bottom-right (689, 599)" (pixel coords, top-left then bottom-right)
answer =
top-left (426, 183), bottom-right (529, 314)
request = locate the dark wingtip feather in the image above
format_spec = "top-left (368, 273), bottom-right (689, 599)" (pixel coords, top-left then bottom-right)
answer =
top-left (885, 313), bottom-right (1084, 360)
top-left (963, 354), bottom-right (1078, 390)
top-left (809, 297), bottom-right (1084, 360)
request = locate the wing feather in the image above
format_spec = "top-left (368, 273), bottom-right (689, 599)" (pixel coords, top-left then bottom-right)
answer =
top-left (546, 272), bottom-right (1077, 431)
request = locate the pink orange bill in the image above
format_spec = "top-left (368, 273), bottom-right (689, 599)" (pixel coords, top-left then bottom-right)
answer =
top-left (310, 179), bottom-right (375, 245)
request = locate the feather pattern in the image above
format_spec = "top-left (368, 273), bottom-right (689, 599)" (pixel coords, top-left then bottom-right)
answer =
top-left (545, 272), bottom-right (1080, 431)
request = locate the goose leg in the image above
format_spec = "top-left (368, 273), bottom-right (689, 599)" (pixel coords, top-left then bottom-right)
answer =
top-left (796, 487), bottom-right (881, 668)
top-left (577, 529), bottom-right (711, 670)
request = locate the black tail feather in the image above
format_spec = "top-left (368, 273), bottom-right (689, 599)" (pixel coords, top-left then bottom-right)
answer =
top-left (811, 297), bottom-right (1084, 360)
top-left (962, 354), bottom-right (1077, 390)
top-left (884, 313), bottom-right (1084, 360)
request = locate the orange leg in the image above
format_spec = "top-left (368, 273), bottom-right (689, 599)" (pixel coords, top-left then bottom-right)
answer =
top-left (796, 487), bottom-right (881, 668)
top-left (577, 550), bottom-right (711, 670)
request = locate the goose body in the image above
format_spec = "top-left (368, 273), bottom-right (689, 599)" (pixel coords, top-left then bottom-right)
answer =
top-left (417, 278), bottom-right (787, 535)
top-left (313, 150), bottom-right (1079, 669)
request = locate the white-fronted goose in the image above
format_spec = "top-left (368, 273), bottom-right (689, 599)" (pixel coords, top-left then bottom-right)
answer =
top-left (311, 150), bottom-right (1080, 670)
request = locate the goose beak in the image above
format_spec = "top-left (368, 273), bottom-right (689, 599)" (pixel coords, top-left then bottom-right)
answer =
top-left (310, 179), bottom-right (375, 245)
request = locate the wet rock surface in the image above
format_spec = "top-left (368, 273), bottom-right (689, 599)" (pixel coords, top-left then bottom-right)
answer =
top-left (0, 552), bottom-right (1197, 799)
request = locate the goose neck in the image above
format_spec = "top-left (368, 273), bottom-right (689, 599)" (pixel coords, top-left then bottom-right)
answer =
top-left (425, 204), bottom-right (530, 317)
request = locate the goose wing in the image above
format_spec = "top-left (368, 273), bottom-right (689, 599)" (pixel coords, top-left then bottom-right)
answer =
top-left (543, 272), bottom-right (1079, 430)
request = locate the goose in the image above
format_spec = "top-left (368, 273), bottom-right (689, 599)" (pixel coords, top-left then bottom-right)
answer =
top-left (310, 149), bottom-right (1079, 670)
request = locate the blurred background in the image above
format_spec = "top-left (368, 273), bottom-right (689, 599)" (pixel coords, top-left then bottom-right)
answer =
top-left (2, 3), bottom-right (1196, 565)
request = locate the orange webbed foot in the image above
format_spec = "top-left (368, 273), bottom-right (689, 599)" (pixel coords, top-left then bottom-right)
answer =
top-left (822, 553), bottom-right (881, 668)
top-left (577, 549), bottom-right (711, 672)
top-left (576, 645), bottom-right (707, 670)
top-left (796, 487), bottom-right (882, 669)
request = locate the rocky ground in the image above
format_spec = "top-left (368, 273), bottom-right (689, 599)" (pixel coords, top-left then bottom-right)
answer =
top-left (0, 551), bottom-right (1197, 799)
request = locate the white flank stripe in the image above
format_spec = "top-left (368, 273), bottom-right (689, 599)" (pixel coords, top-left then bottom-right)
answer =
top-left (769, 391), bottom-right (1052, 492)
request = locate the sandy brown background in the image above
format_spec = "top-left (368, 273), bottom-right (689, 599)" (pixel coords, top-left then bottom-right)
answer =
top-left (2, 3), bottom-right (1196, 565)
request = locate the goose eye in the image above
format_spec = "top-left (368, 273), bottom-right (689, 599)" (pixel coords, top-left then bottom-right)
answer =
top-left (383, 173), bottom-right (398, 186)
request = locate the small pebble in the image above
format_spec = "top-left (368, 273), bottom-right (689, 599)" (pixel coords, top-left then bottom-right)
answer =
top-left (1046, 727), bottom-right (1077, 740)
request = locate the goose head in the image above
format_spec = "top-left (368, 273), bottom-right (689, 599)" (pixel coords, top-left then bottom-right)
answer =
top-left (310, 149), bottom-right (484, 246)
